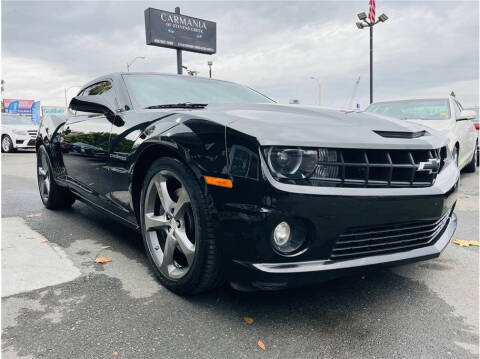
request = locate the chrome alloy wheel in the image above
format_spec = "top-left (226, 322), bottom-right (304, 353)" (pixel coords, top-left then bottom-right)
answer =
top-left (37, 151), bottom-right (51, 201)
top-left (2, 136), bottom-right (12, 152)
top-left (144, 170), bottom-right (196, 280)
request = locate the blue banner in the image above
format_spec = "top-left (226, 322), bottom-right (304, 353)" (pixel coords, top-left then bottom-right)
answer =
top-left (31, 101), bottom-right (41, 125)
top-left (7, 101), bottom-right (19, 113)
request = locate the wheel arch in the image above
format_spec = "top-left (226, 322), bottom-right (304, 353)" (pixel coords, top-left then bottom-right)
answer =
top-left (131, 143), bottom-right (206, 225)
top-left (130, 118), bottom-right (228, 225)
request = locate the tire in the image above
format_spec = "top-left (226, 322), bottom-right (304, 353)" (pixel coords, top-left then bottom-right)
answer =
top-left (37, 145), bottom-right (76, 209)
top-left (140, 157), bottom-right (222, 295)
top-left (2, 135), bottom-right (14, 153)
top-left (464, 142), bottom-right (477, 173)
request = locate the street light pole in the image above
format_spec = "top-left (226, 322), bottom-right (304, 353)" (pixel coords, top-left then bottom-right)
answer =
top-left (126, 56), bottom-right (146, 72)
top-left (370, 25), bottom-right (373, 104)
top-left (208, 61), bottom-right (213, 78)
top-left (310, 77), bottom-right (322, 105)
top-left (356, 12), bottom-right (388, 104)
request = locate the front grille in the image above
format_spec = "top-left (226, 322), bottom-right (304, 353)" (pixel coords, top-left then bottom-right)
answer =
top-left (28, 130), bottom-right (37, 138)
top-left (330, 210), bottom-right (451, 260)
top-left (308, 147), bottom-right (446, 188)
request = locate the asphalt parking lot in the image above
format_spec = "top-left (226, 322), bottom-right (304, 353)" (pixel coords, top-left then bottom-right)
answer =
top-left (1, 151), bottom-right (478, 359)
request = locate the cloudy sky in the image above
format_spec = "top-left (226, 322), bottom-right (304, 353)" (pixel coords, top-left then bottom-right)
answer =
top-left (2, 1), bottom-right (479, 109)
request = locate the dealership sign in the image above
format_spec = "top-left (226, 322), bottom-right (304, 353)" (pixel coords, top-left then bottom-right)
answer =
top-left (144, 8), bottom-right (216, 54)
top-left (3, 99), bottom-right (41, 124)
top-left (3, 99), bottom-right (35, 115)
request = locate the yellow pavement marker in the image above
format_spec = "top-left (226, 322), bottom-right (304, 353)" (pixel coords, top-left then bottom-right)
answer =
top-left (453, 239), bottom-right (479, 247)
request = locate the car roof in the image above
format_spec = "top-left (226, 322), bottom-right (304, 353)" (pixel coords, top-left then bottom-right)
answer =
top-left (80, 72), bottom-right (237, 92)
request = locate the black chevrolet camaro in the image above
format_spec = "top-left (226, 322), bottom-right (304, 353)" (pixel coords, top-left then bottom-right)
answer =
top-left (36, 73), bottom-right (459, 294)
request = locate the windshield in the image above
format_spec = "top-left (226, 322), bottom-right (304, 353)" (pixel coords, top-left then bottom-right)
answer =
top-left (366, 99), bottom-right (451, 120)
top-left (1, 114), bottom-right (34, 125)
top-left (123, 74), bottom-right (273, 109)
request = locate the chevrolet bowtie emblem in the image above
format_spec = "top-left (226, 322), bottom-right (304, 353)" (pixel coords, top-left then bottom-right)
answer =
top-left (417, 158), bottom-right (441, 174)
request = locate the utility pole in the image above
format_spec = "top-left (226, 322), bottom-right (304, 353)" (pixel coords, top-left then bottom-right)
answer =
top-left (176, 7), bottom-right (183, 75)
top-left (348, 76), bottom-right (361, 109)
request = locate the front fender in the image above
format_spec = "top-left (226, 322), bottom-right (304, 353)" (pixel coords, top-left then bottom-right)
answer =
top-left (132, 116), bottom-right (228, 181)
top-left (36, 113), bottom-right (69, 182)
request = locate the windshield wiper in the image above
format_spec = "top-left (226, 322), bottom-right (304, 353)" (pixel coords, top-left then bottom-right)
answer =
top-left (145, 103), bottom-right (208, 109)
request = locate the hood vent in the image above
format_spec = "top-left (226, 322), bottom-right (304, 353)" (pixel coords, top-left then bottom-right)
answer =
top-left (374, 130), bottom-right (429, 139)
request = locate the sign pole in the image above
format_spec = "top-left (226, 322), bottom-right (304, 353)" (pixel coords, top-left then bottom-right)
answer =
top-left (175, 7), bottom-right (183, 75)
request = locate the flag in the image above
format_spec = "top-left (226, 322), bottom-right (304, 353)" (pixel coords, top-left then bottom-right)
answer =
top-left (368, 0), bottom-right (376, 23)
top-left (31, 101), bottom-right (41, 125)
top-left (7, 101), bottom-right (19, 113)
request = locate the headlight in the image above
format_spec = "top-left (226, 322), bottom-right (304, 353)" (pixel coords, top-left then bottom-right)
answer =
top-left (263, 147), bottom-right (318, 179)
top-left (13, 130), bottom-right (27, 136)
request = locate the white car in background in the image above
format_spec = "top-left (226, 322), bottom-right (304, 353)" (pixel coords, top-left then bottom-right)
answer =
top-left (1, 113), bottom-right (38, 153)
top-left (366, 96), bottom-right (478, 172)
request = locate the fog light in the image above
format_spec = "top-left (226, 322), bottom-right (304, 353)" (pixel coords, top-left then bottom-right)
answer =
top-left (273, 222), bottom-right (291, 246)
top-left (271, 220), bottom-right (307, 255)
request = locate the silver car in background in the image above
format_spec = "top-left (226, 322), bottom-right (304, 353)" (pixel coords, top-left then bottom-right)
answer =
top-left (1, 114), bottom-right (38, 153)
top-left (366, 96), bottom-right (478, 172)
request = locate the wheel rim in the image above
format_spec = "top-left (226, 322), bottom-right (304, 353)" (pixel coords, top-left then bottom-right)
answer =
top-left (144, 170), bottom-right (196, 280)
top-left (2, 137), bottom-right (11, 152)
top-left (37, 152), bottom-right (50, 201)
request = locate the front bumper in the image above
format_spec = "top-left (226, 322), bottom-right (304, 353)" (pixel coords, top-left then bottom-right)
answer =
top-left (231, 213), bottom-right (456, 290)
top-left (14, 137), bottom-right (36, 148)
top-left (210, 155), bottom-right (459, 290)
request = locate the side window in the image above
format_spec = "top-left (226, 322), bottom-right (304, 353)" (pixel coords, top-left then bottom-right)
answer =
top-left (71, 80), bottom-right (118, 117)
top-left (89, 81), bottom-right (117, 111)
top-left (85, 81), bottom-right (112, 96)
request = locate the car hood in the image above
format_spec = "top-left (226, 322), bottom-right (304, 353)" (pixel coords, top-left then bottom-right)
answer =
top-left (405, 119), bottom-right (454, 133)
top-left (192, 104), bottom-right (448, 149)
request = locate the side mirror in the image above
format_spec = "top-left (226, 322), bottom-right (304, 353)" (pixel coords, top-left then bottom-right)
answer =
top-left (457, 110), bottom-right (476, 121)
top-left (69, 95), bottom-right (115, 116)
